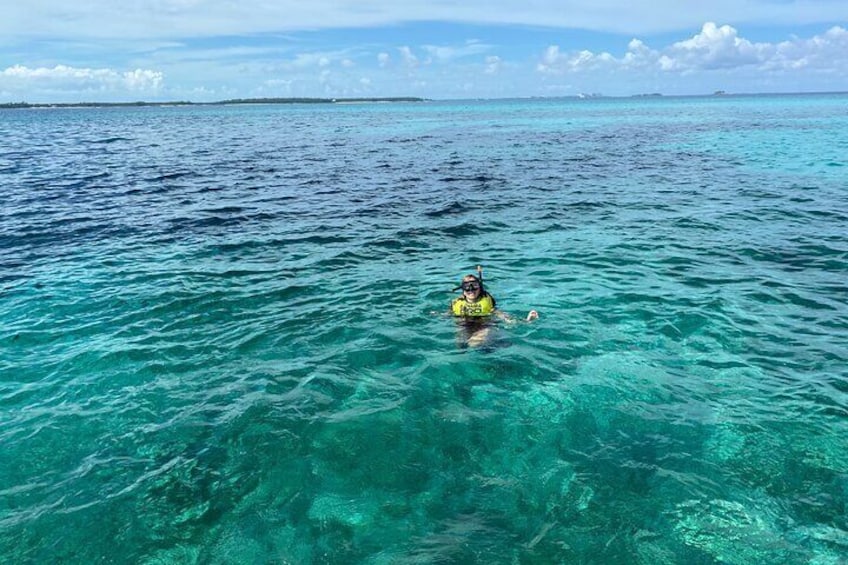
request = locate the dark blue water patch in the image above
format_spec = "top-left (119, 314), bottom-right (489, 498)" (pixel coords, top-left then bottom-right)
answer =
top-left (369, 236), bottom-right (429, 252)
top-left (161, 206), bottom-right (291, 236)
top-left (539, 201), bottom-right (609, 217)
top-left (42, 171), bottom-right (110, 191)
top-left (311, 249), bottom-right (384, 270)
top-left (0, 162), bottom-right (20, 174)
top-left (278, 233), bottom-right (355, 246)
top-left (678, 274), bottom-right (751, 290)
top-left (0, 218), bottom-right (144, 261)
top-left (143, 170), bottom-right (201, 183)
top-left (297, 177), bottom-right (326, 187)
top-left (779, 290), bottom-right (840, 311)
top-left (165, 215), bottom-right (245, 232)
top-left (436, 174), bottom-right (503, 184)
top-left (738, 244), bottom-right (848, 273)
top-left (802, 208), bottom-right (848, 223)
top-left (81, 136), bottom-right (134, 145)
top-left (438, 222), bottom-right (499, 238)
top-left (424, 201), bottom-right (469, 217)
top-left (0, 259), bottom-right (33, 291)
top-left (670, 217), bottom-right (723, 231)
top-left (386, 135), bottom-right (437, 144)
top-left (347, 201), bottom-right (400, 219)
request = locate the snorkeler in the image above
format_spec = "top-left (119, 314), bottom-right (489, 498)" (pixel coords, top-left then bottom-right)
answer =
top-left (448, 266), bottom-right (538, 347)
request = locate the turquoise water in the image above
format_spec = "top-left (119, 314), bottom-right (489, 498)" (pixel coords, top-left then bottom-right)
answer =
top-left (1, 95), bottom-right (847, 563)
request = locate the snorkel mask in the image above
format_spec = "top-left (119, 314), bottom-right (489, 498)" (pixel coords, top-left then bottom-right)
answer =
top-left (453, 274), bottom-right (483, 293)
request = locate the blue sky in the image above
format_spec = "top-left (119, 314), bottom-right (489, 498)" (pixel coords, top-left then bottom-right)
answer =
top-left (1, 1), bottom-right (847, 102)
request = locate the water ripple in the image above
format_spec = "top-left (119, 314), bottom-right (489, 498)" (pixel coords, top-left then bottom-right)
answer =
top-left (1, 97), bottom-right (847, 563)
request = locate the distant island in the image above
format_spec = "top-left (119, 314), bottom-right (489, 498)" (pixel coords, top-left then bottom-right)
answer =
top-left (0, 97), bottom-right (426, 109)
top-left (5, 92), bottom-right (846, 109)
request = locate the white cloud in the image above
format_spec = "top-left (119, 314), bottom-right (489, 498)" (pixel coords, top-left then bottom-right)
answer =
top-left (664, 22), bottom-right (764, 70)
top-left (768, 25), bottom-right (848, 71)
top-left (263, 78), bottom-right (293, 89)
top-left (123, 68), bottom-right (164, 89)
top-left (289, 53), bottom-right (333, 69)
top-left (537, 48), bottom-right (616, 74)
top-left (485, 55), bottom-right (502, 74)
top-left (537, 22), bottom-right (848, 77)
top-left (0, 65), bottom-right (163, 93)
top-left (422, 40), bottom-right (491, 62)
top-left (398, 46), bottom-right (419, 69)
top-left (537, 45), bottom-right (561, 72)
top-left (3, 19), bottom-right (847, 101)
top-left (621, 39), bottom-right (660, 70)
top-left (261, 49), bottom-right (365, 82)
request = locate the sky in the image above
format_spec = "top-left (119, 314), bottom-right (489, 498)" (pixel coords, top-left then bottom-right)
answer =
top-left (1, 1), bottom-right (847, 103)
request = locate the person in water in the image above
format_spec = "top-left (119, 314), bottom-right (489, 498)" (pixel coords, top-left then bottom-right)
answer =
top-left (450, 271), bottom-right (538, 347)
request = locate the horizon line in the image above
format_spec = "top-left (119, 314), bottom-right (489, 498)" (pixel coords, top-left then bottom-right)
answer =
top-left (2, 90), bottom-right (847, 109)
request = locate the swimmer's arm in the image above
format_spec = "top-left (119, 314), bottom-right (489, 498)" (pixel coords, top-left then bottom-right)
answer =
top-left (429, 307), bottom-right (455, 317)
top-left (495, 309), bottom-right (539, 324)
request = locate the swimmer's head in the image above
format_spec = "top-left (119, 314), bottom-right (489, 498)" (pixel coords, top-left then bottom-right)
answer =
top-left (459, 274), bottom-right (482, 297)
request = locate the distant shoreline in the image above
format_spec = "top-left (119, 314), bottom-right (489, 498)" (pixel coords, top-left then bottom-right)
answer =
top-left (2, 91), bottom-right (846, 109)
top-left (0, 97), bottom-right (427, 109)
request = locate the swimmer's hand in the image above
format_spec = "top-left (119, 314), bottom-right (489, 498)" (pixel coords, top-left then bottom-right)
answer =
top-left (497, 310), bottom-right (538, 325)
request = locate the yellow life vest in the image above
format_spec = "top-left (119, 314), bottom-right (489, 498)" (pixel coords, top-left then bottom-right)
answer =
top-left (451, 294), bottom-right (495, 317)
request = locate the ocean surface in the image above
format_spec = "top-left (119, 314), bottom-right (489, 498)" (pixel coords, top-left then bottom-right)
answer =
top-left (1, 94), bottom-right (846, 563)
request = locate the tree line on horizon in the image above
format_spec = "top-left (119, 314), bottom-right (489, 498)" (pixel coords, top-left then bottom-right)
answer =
top-left (0, 97), bottom-right (426, 109)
